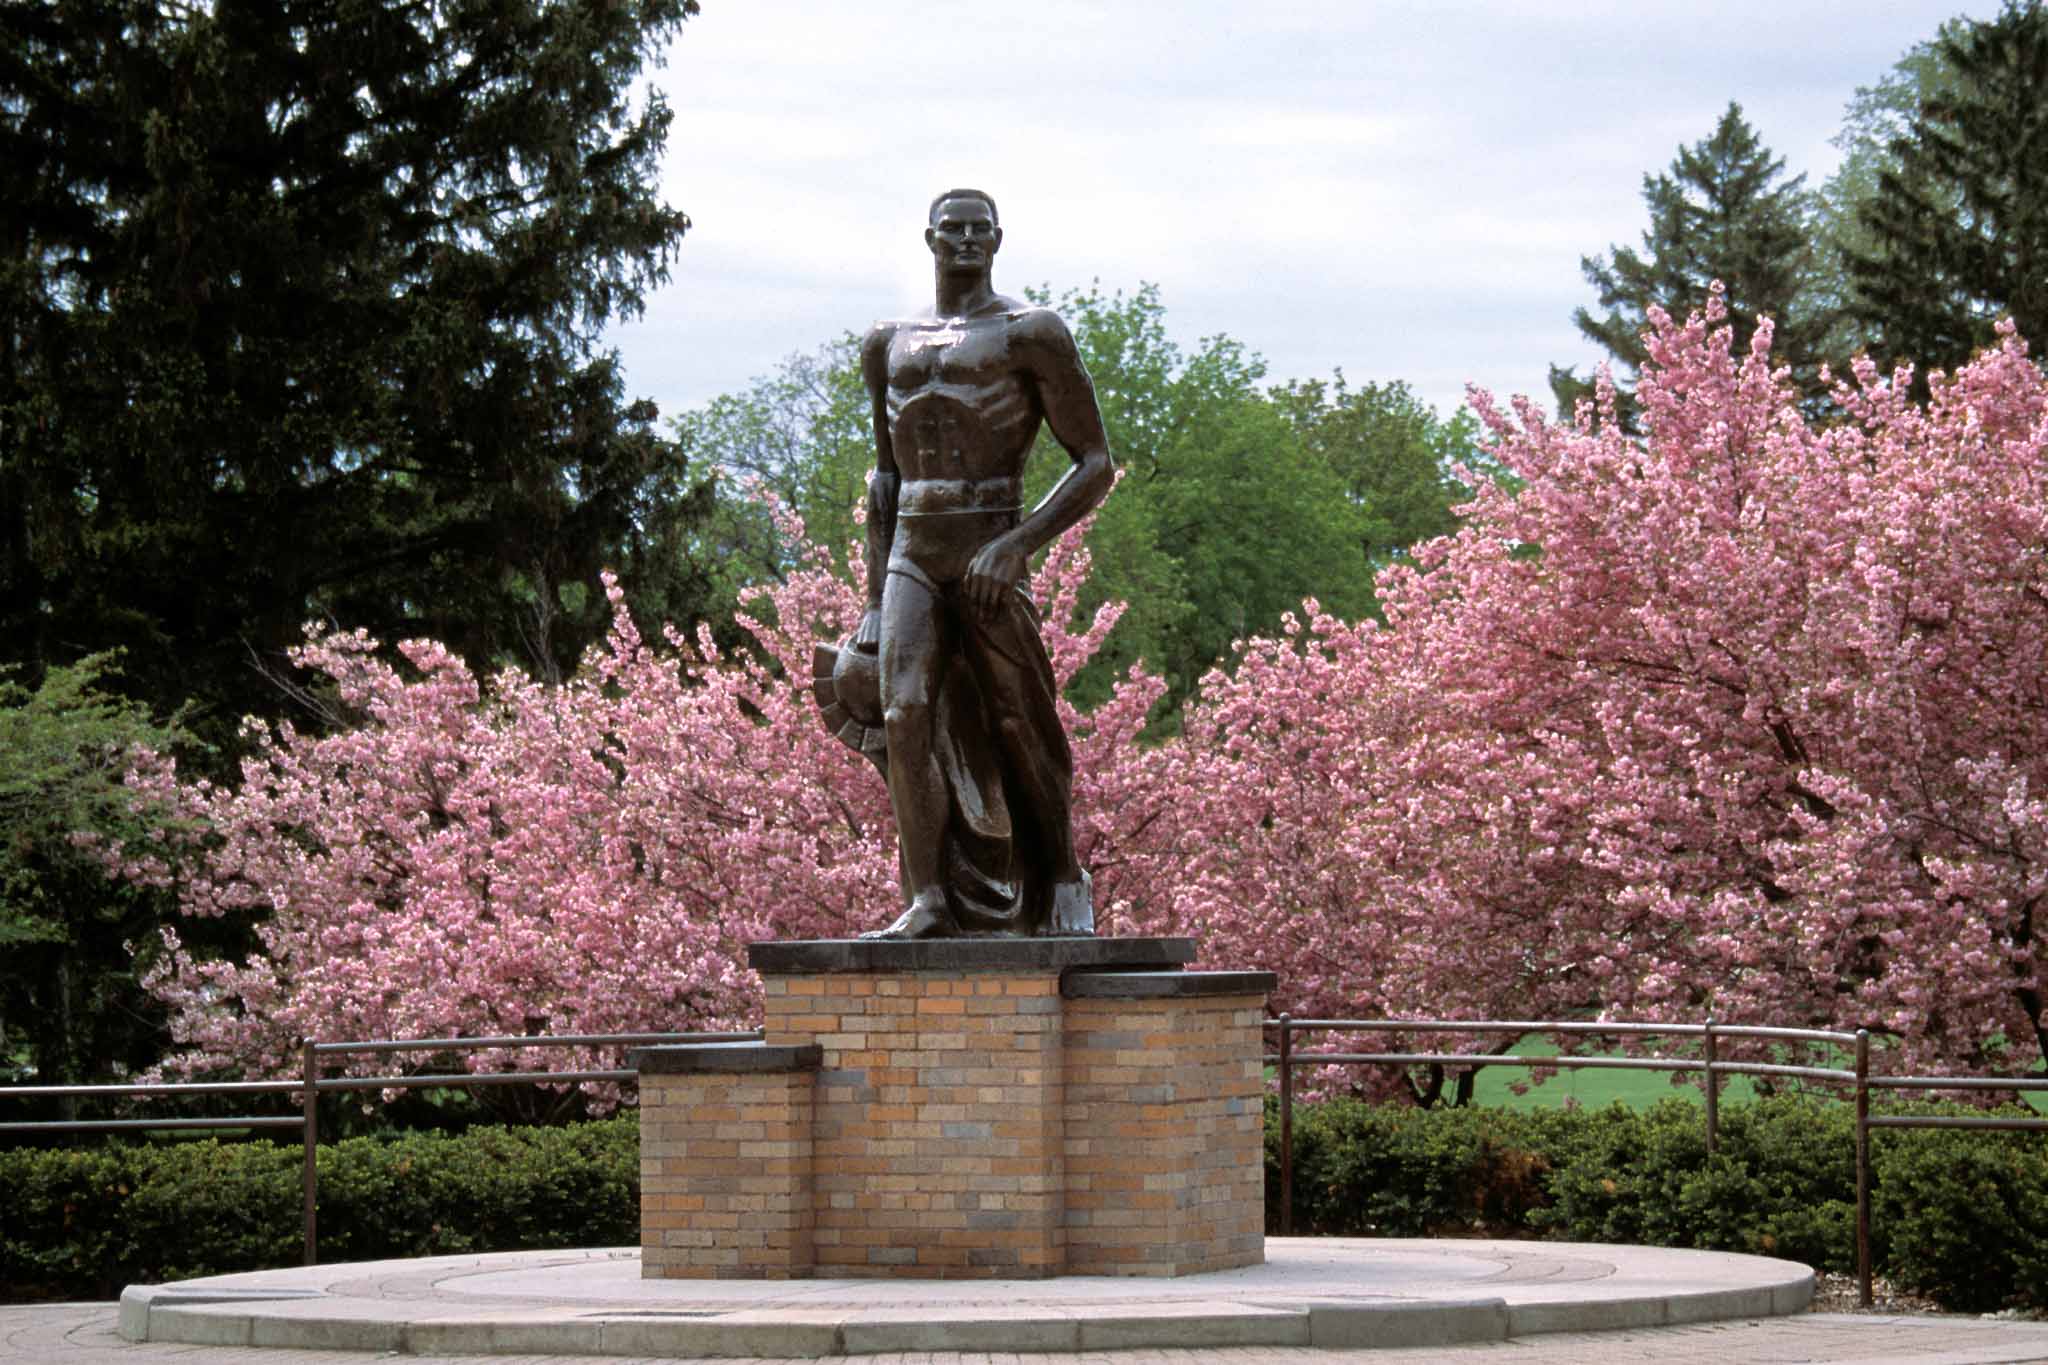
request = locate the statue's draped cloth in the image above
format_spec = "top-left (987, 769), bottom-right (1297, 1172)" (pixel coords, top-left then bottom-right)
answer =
top-left (814, 581), bottom-right (1073, 933)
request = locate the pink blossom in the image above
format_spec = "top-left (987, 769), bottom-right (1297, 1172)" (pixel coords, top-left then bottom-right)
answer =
top-left (108, 303), bottom-right (2048, 1099)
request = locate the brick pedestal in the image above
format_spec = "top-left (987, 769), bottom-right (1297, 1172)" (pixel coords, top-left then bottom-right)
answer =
top-left (1062, 973), bottom-right (1268, 1274)
top-left (633, 1043), bottom-right (820, 1279)
top-left (765, 964), bottom-right (1066, 1275)
top-left (635, 938), bottom-right (1273, 1280)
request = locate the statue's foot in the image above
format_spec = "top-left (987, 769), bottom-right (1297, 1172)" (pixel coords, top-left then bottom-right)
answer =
top-left (861, 890), bottom-right (956, 940)
top-left (1045, 871), bottom-right (1095, 936)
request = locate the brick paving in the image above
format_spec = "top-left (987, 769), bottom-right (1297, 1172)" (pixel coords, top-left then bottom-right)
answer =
top-left (13, 1300), bottom-right (2048, 1364)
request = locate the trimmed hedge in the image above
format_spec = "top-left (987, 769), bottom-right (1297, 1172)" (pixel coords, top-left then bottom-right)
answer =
top-left (1868, 1114), bottom-right (2048, 1312)
top-left (1, 1118), bottom-right (637, 1301)
top-left (1268, 1093), bottom-right (2046, 1313)
top-left (5, 1099), bottom-right (2043, 1311)
top-left (1529, 1095), bottom-right (1857, 1273)
top-left (1264, 1097), bottom-right (1559, 1238)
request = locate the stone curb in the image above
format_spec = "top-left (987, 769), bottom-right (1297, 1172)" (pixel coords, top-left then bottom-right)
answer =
top-left (1305, 1297), bottom-right (1511, 1349)
top-left (117, 1247), bottom-right (1817, 1358)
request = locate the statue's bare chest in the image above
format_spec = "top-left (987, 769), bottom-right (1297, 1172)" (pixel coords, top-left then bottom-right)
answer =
top-left (880, 315), bottom-right (1044, 481)
top-left (886, 316), bottom-right (1025, 396)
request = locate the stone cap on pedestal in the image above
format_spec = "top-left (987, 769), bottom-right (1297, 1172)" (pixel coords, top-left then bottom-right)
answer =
top-left (747, 935), bottom-right (1196, 975)
top-left (627, 1041), bottom-right (823, 1073)
top-left (1061, 969), bottom-right (1277, 999)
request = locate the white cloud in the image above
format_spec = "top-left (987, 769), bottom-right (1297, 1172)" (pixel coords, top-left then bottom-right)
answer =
top-left (615, 1), bottom-right (1981, 423)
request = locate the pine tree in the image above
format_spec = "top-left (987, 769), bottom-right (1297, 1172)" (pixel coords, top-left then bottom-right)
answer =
top-left (0, 0), bottom-right (714, 751)
top-left (1847, 0), bottom-right (2048, 378)
top-left (1555, 102), bottom-right (1831, 422)
top-left (1810, 27), bottom-right (1966, 360)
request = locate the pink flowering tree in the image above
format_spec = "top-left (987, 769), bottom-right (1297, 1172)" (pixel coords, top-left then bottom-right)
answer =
top-left (109, 295), bottom-right (2048, 1102)
top-left (1167, 288), bottom-right (2048, 1083)
top-left (112, 514), bottom-right (1159, 1096)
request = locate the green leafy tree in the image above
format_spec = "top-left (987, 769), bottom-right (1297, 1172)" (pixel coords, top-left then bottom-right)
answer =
top-left (678, 284), bottom-right (1477, 718)
top-left (1134, 395), bottom-right (1376, 709)
top-left (1845, 0), bottom-right (2048, 377)
top-left (678, 285), bottom-right (1413, 716)
top-left (0, 655), bottom-right (195, 1092)
top-left (1811, 27), bottom-right (1967, 359)
top-left (1023, 285), bottom-right (1388, 713)
top-left (1555, 102), bottom-right (1833, 421)
top-left (1270, 374), bottom-right (1476, 579)
top-left (0, 0), bottom-right (714, 749)
top-left (1019, 283), bottom-right (1218, 709)
top-left (669, 336), bottom-right (874, 603)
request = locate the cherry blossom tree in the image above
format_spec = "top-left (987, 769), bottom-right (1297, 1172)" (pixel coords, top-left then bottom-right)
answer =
top-left (1170, 288), bottom-right (2048, 1080)
top-left (110, 294), bottom-right (2048, 1098)
top-left (110, 513), bottom-right (1167, 1091)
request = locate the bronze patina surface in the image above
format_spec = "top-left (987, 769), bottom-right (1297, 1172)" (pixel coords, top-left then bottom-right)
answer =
top-left (814, 190), bottom-right (1114, 940)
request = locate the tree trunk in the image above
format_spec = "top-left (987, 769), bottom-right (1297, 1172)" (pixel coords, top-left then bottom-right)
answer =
top-left (54, 955), bottom-right (77, 1122)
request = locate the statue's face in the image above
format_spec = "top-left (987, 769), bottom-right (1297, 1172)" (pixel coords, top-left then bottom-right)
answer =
top-left (925, 197), bottom-right (1001, 273)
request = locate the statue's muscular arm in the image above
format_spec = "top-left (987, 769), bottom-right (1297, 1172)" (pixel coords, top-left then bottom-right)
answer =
top-left (961, 309), bottom-right (1116, 620)
top-left (853, 320), bottom-right (900, 650)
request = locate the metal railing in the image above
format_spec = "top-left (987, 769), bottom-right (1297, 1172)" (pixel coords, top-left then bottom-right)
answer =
top-left (1267, 1013), bottom-right (2048, 1309)
top-left (7, 1016), bottom-right (2045, 1302)
top-left (0, 1029), bottom-right (762, 1264)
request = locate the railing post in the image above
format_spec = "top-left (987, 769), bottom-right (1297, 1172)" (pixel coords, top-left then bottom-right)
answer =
top-left (1277, 1014), bottom-right (1294, 1238)
top-left (301, 1037), bottom-right (318, 1267)
top-left (1703, 1014), bottom-right (1719, 1156)
top-left (1855, 1028), bottom-right (1871, 1308)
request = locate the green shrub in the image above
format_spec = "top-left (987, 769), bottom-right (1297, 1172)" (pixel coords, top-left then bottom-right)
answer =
top-left (1869, 1106), bottom-right (2048, 1313)
top-left (1265, 1096), bottom-right (1551, 1236)
top-left (120, 1141), bottom-right (304, 1284)
top-left (1526, 1096), bottom-right (1857, 1271)
top-left (1267, 1093), bottom-right (2041, 1308)
top-left (10, 1097), bottom-right (2045, 1314)
top-left (1, 1118), bottom-right (639, 1301)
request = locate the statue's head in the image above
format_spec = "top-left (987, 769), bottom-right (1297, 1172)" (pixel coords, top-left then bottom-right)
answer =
top-left (926, 188), bottom-right (1001, 273)
top-left (928, 187), bottom-right (998, 228)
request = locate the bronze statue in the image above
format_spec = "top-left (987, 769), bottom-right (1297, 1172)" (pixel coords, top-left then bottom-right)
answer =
top-left (811, 190), bottom-right (1113, 939)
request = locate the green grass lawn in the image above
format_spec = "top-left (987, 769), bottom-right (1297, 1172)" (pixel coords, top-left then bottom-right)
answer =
top-left (1466, 1037), bottom-right (1761, 1110)
top-left (1458, 1033), bottom-right (2047, 1113)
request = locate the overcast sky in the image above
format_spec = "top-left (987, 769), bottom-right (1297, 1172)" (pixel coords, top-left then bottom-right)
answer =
top-left (605, 2), bottom-right (1987, 427)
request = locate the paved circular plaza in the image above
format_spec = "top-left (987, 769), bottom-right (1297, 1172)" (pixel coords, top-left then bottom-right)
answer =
top-left (107, 1237), bottom-right (1817, 1357)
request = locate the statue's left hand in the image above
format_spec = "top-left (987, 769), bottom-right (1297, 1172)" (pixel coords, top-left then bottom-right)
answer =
top-left (965, 538), bottom-right (1026, 620)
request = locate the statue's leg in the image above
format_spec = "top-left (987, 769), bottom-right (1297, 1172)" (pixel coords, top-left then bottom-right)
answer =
top-left (968, 593), bottom-right (1093, 935)
top-left (864, 567), bottom-right (956, 940)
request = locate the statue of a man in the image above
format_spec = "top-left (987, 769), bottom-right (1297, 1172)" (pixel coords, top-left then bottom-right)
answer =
top-left (827, 189), bottom-right (1114, 939)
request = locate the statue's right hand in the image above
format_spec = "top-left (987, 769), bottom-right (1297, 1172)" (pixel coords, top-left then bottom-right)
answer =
top-left (852, 608), bottom-right (882, 653)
